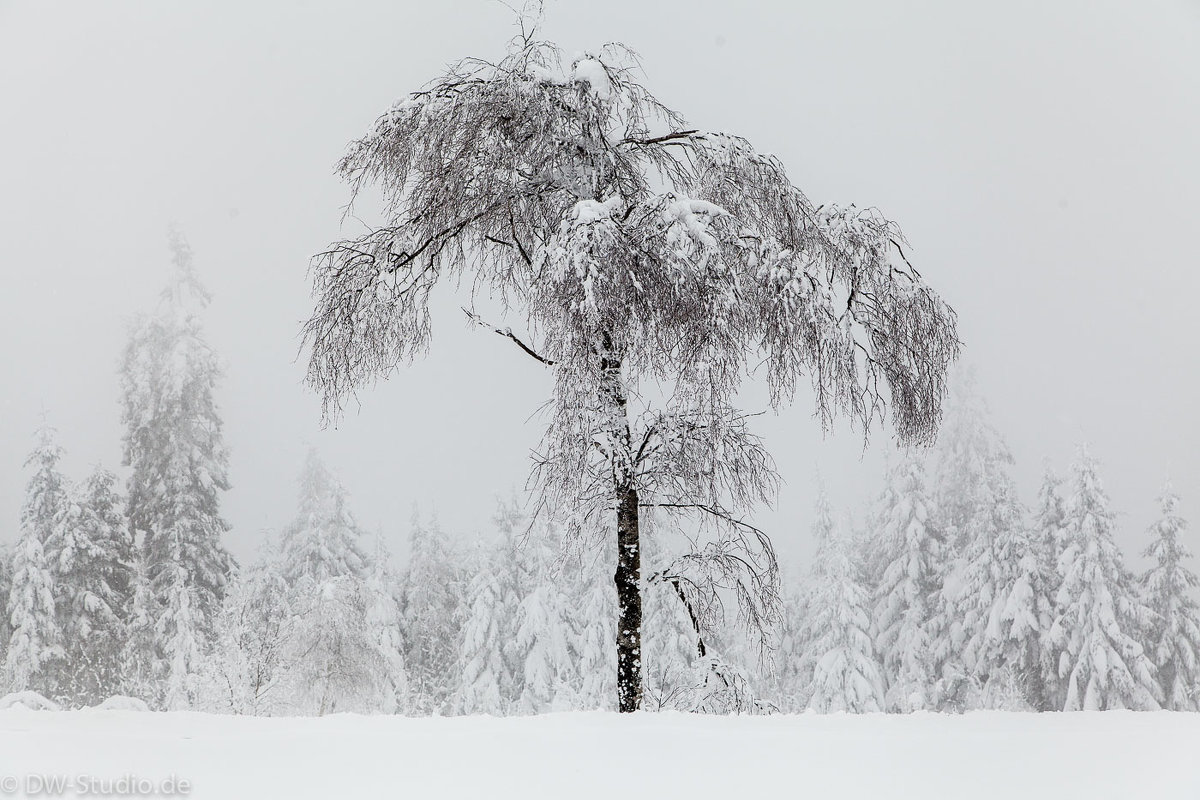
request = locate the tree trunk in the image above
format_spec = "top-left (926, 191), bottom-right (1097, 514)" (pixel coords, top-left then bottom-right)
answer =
top-left (615, 481), bottom-right (642, 712)
top-left (600, 334), bottom-right (642, 713)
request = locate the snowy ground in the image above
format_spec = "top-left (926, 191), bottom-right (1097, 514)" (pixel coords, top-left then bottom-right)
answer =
top-left (1, 710), bottom-right (1197, 799)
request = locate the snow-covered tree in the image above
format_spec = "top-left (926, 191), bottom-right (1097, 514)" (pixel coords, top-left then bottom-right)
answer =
top-left (928, 370), bottom-right (1052, 709)
top-left (400, 511), bottom-right (463, 714)
top-left (119, 558), bottom-right (158, 704)
top-left (0, 544), bottom-right (11, 658)
top-left (202, 552), bottom-right (291, 715)
top-left (121, 230), bottom-right (234, 701)
top-left (1050, 445), bottom-right (1159, 711)
top-left (512, 521), bottom-right (577, 713)
top-left (1033, 462), bottom-right (1073, 707)
top-left (640, 525), bottom-right (707, 711)
top-left (763, 587), bottom-right (806, 713)
top-left (1035, 462), bottom-right (1071, 577)
top-left (803, 524), bottom-right (885, 713)
top-left (979, 519), bottom-right (1056, 710)
top-left (3, 426), bottom-right (66, 695)
top-left (279, 450), bottom-right (368, 585)
top-left (48, 467), bottom-right (134, 705)
top-left (872, 455), bottom-right (940, 712)
top-left (278, 575), bottom-right (400, 715)
top-left (568, 547), bottom-right (616, 710)
top-left (363, 535), bottom-right (408, 714)
top-left (788, 484), bottom-right (841, 709)
top-left (268, 464), bottom-right (404, 716)
top-left (1140, 482), bottom-right (1200, 711)
top-left (455, 540), bottom-right (512, 715)
top-left (301, 26), bottom-right (960, 711)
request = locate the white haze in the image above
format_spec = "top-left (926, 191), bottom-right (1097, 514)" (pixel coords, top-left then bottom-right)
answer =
top-left (0, 0), bottom-right (1197, 571)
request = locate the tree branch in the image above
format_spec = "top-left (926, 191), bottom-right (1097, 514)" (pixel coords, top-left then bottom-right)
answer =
top-left (462, 307), bottom-right (556, 366)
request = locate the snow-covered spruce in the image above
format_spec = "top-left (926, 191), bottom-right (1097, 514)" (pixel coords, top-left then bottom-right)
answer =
top-left (801, 520), bottom-right (885, 713)
top-left (3, 425), bottom-right (66, 697)
top-left (1033, 462), bottom-right (1071, 707)
top-left (1140, 481), bottom-right (1200, 711)
top-left (399, 511), bottom-right (463, 715)
top-left (1049, 445), bottom-right (1160, 711)
top-left (930, 373), bottom-right (1052, 710)
top-left (871, 455), bottom-right (940, 712)
top-left (48, 467), bottom-right (134, 706)
top-left (120, 230), bottom-right (234, 707)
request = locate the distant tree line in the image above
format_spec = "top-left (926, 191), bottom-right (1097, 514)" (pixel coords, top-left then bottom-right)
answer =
top-left (2, 237), bottom-right (1195, 714)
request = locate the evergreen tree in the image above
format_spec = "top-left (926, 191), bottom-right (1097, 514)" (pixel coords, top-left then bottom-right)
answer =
top-left (929, 370), bottom-right (1032, 708)
top-left (120, 230), bottom-right (234, 703)
top-left (48, 467), bottom-right (134, 705)
top-left (363, 534), bottom-right (408, 714)
top-left (399, 510), bottom-right (463, 714)
top-left (872, 455), bottom-right (940, 712)
top-left (279, 450), bottom-right (368, 585)
top-left (1034, 462), bottom-right (1071, 706)
top-left (974, 514), bottom-right (1055, 710)
top-left (512, 521), bottom-right (577, 713)
top-left (1140, 481), bottom-right (1200, 711)
top-left (455, 540), bottom-right (512, 715)
top-left (1050, 445), bottom-right (1159, 710)
top-left (803, 524), bottom-right (885, 713)
top-left (3, 425), bottom-right (67, 696)
top-left (640, 525), bottom-right (703, 711)
top-left (569, 547), bottom-right (616, 711)
top-left (790, 484), bottom-right (840, 709)
top-left (1035, 462), bottom-right (1071, 575)
top-left (764, 587), bottom-right (806, 713)
top-left (0, 544), bottom-right (12, 658)
top-left (119, 558), bottom-right (158, 704)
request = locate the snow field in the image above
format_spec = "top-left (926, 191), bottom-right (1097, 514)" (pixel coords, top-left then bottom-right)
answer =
top-left (1, 710), bottom-right (1197, 799)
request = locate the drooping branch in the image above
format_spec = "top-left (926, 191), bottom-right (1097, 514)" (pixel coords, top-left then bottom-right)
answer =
top-left (462, 307), bottom-right (556, 366)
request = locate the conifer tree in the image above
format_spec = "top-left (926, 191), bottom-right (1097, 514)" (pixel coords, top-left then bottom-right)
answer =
top-left (987, 519), bottom-right (1056, 710)
top-left (279, 450), bottom-right (368, 585)
top-left (803, 524), bottom-right (885, 713)
top-left (1140, 481), bottom-right (1200, 711)
top-left (3, 425), bottom-right (67, 696)
top-left (399, 511), bottom-right (464, 713)
top-left (640, 525), bottom-right (706, 711)
top-left (1050, 445), bottom-right (1160, 711)
top-left (928, 372), bottom-right (1019, 703)
top-left (569, 547), bottom-right (616, 710)
top-left (455, 539), bottom-right (512, 715)
top-left (121, 230), bottom-right (234, 703)
top-left (48, 467), bottom-right (134, 705)
top-left (0, 544), bottom-right (11, 658)
top-left (790, 485), bottom-right (839, 709)
top-left (1034, 462), bottom-right (1071, 706)
top-left (513, 521), bottom-right (577, 713)
top-left (872, 455), bottom-right (940, 712)
top-left (120, 558), bottom-right (158, 704)
top-left (364, 534), bottom-right (408, 714)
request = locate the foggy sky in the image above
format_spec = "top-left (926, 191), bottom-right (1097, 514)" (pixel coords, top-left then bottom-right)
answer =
top-left (1, 0), bottom-right (1197, 571)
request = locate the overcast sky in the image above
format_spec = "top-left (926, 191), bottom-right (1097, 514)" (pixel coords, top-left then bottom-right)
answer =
top-left (1, 0), bottom-right (1197, 572)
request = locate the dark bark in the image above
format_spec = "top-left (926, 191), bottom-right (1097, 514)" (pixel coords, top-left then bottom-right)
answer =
top-left (615, 482), bottom-right (642, 713)
top-left (601, 335), bottom-right (643, 713)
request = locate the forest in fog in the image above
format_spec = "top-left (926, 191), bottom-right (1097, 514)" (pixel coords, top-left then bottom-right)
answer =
top-left (3, 232), bottom-right (1196, 716)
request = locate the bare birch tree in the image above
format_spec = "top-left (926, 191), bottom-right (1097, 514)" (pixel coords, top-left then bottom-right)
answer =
top-left (302, 27), bottom-right (959, 712)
